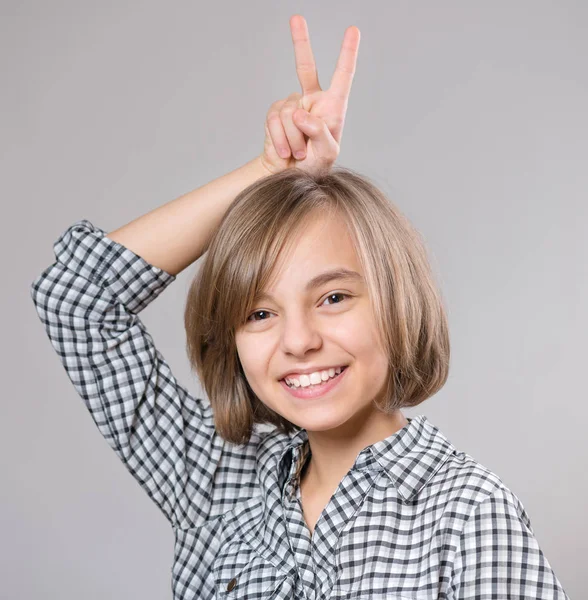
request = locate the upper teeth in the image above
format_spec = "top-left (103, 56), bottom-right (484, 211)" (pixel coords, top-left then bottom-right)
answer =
top-left (285, 366), bottom-right (344, 388)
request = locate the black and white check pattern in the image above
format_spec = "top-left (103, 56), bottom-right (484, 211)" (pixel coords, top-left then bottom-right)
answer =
top-left (30, 219), bottom-right (570, 600)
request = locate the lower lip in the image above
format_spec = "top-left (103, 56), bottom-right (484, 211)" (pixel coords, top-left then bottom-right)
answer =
top-left (279, 366), bottom-right (349, 399)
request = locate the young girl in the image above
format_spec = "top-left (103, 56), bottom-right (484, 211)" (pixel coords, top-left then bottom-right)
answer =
top-left (30, 15), bottom-right (569, 600)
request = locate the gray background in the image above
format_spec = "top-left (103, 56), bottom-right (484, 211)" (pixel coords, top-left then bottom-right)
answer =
top-left (3, 1), bottom-right (585, 597)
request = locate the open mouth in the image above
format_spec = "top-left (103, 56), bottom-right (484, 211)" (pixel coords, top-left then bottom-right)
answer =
top-left (281, 365), bottom-right (349, 390)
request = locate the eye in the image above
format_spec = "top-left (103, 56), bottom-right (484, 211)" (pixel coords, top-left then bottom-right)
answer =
top-left (321, 292), bottom-right (350, 306)
top-left (246, 310), bottom-right (273, 323)
top-left (245, 293), bottom-right (351, 323)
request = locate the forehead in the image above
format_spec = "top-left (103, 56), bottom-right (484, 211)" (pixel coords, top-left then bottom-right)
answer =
top-left (268, 210), bottom-right (362, 286)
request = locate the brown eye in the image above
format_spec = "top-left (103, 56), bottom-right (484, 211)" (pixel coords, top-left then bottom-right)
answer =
top-left (322, 293), bottom-right (350, 306)
top-left (247, 310), bottom-right (272, 322)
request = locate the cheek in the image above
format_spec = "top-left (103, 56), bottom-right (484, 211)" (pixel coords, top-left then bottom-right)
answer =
top-left (236, 333), bottom-right (259, 362)
top-left (342, 317), bottom-right (388, 378)
top-left (235, 339), bottom-right (254, 381)
top-left (338, 311), bottom-right (382, 354)
top-left (235, 338), bottom-right (272, 386)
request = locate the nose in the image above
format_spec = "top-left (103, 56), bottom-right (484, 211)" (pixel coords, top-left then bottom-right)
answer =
top-left (279, 312), bottom-right (322, 357)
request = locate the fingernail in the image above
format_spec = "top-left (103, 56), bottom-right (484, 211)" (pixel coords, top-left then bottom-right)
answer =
top-left (295, 151), bottom-right (306, 159)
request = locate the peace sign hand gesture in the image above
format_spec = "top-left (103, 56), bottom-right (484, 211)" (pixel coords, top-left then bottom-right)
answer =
top-left (259, 15), bottom-right (360, 175)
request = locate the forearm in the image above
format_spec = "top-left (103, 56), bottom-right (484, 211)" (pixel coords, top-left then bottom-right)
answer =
top-left (106, 155), bottom-right (271, 276)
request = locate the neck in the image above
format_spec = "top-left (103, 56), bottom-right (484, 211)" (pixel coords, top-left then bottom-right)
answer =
top-left (301, 408), bottom-right (409, 493)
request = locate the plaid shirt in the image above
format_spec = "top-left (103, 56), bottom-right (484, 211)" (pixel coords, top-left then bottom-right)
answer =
top-left (30, 219), bottom-right (570, 600)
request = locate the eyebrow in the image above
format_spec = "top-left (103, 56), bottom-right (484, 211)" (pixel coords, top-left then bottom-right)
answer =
top-left (255, 268), bottom-right (364, 303)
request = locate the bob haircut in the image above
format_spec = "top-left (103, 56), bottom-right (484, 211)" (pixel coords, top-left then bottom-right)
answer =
top-left (184, 166), bottom-right (450, 445)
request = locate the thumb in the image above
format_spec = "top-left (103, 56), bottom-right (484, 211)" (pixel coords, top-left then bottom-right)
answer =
top-left (293, 109), bottom-right (339, 161)
top-left (292, 108), bottom-right (320, 135)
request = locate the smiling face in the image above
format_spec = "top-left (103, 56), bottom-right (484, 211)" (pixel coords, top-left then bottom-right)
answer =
top-left (235, 208), bottom-right (393, 436)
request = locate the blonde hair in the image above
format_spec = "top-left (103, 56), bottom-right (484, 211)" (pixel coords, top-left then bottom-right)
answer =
top-left (184, 166), bottom-right (450, 445)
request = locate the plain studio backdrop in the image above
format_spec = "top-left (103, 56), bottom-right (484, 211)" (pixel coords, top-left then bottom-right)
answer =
top-left (2, 1), bottom-right (585, 598)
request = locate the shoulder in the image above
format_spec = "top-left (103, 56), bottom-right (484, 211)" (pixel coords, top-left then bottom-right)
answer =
top-left (431, 447), bottom-right (532, 533)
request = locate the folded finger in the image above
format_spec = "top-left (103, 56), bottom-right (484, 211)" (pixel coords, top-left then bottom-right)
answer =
top-left (293, 109), bottom-right (339, 162)
top-left (267, 108), bottom-right (291, 159)
top-left (281, 102), bottom-right (307, 159)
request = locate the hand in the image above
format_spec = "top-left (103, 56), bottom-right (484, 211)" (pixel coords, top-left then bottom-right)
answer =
top-left (259, 15), bottom-right (360, 175)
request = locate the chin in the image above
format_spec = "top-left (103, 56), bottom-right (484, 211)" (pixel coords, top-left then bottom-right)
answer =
top-left (292, 408), bottom-right (361, 433)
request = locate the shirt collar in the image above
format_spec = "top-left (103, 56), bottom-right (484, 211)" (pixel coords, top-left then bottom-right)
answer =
top-left (278, 415), bottom-right (457, 502)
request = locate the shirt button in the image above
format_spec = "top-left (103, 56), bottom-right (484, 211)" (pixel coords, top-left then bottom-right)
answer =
top-left (227, 578), bottom-right (237, 592)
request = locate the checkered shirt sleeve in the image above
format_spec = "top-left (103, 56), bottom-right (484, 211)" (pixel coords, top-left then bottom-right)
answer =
top-left (29, 219), bottom-right (221, 530)
top-left (449, 486), bottom-right (570, 599)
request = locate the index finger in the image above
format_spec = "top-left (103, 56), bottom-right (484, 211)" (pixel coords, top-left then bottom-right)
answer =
top-left (329, 25), bottom-right (360, 101)
top-left (290, 15), bottom-right (321, 95)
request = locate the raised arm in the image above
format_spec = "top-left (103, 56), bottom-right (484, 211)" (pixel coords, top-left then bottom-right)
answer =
top-left (105, 156), bottom-right (270, 276)
top-left (105, 15), bottom-right (359, 276)
top-left (30, 221), bottom-right (217, 530)
top-left (30, 14), bottom-right (359, 531)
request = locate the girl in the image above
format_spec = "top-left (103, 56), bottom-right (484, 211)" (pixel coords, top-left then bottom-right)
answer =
top-left (30, 15), bottom-right (569, 600)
